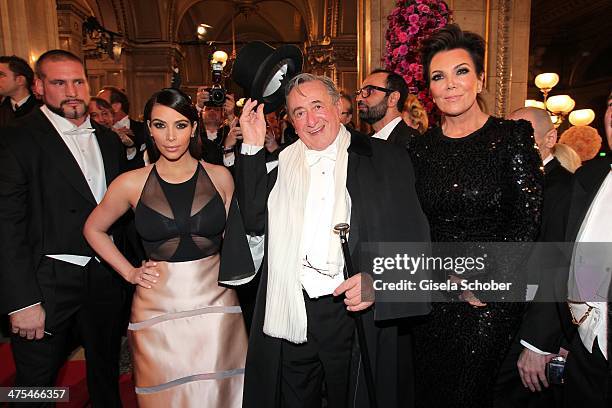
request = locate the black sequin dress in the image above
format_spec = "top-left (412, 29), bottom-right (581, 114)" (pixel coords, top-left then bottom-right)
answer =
top-left (407, 117), bottom-right (543, 407)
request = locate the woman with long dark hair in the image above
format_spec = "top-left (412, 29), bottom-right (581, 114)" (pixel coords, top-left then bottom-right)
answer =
top-left (84, 88), bottom-right (247, 407)
top-left (407, 24), bottom-right (543, 407)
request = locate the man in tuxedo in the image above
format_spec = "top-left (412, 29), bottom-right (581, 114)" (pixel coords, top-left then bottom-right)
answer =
top-left (220, 73), bottom-right (430, 407)
top-left (0, 55), bottom-right (39, 127)
top-left (0, 50), bottom-right (127, 407)
top-left (560, 93), bottom-right (612, 407)
top-left (356, 69), bottom-right (419, 148)
top-left (494, 107), bottom-right (574, 407)
top-left (98, 85), bottom-right (146, 169)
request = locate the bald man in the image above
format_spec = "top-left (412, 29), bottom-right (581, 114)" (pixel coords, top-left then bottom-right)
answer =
top-left (495, 107), bottom-right (574, 408)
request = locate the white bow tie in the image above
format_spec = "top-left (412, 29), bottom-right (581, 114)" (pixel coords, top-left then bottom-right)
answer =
top-left (64, 127), bottom-right (95, 137)
top-left (305, 149), bottom-right (336, 166)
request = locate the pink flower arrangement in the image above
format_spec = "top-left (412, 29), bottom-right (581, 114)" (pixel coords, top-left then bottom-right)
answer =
top-left (385, 0), bottom-right (452, 126)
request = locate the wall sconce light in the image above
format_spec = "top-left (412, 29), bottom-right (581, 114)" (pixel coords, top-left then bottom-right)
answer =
top-left (197, 23), bottom-right (212, 41)
top-left (82, 16), bottom-right (123, 61)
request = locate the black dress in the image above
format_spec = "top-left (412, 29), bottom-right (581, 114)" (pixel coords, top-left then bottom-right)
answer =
top-left (407, 117), bottom-right (543, 407)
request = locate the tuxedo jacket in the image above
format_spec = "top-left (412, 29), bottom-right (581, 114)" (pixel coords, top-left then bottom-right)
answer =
top-left (386, 119), bottom-right (420, 150)
top-left (0, 94), bottom-right (40, 127)
top-left (0, 108), bottom-right (128, 316)
top-left (565, 157), bottom-right (612, 372)
top-left (220, 128), bottom-right (431, 408)
top-left (519, 158), bottom-right (574, 351)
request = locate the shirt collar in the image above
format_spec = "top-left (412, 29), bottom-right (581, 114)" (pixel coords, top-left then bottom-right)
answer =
top-left (542, 154), bottom-right (553, 166)
top-left (304, 128), bottom-right (340, 165)
top-left (40, 105), bottom-right (94, 135)
top-left (11, 94), bottom-right (31, 110)
top-left (113, 114), bottom-right (130, 129)
top-left (372, 116), bottom-right (402, 141)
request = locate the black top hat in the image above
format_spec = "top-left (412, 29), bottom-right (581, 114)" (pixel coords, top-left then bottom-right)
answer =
top-left (232, 41), bottom-right (303, 114)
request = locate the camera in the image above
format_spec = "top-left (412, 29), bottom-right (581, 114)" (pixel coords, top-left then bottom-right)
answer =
top-left (204, 59), bottom-right (226, 107)
top-left (545, 356), bottom-right (566, 385)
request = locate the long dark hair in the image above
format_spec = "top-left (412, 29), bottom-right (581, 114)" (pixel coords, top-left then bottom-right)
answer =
top-left (144, 88), bottom-right (201, 162)
top-left (420, 24), bottom-right (485, 88)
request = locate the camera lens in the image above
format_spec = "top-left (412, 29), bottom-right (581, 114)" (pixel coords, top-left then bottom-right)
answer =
top-left (210, 88), bottom-right (226, 105)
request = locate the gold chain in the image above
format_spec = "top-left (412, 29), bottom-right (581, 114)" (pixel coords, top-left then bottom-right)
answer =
top-left (567, 302), bottom-right (594, 326)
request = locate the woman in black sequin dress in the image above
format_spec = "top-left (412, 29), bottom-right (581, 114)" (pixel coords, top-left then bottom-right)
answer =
top-left (407, 25), bottom-right (543, 407)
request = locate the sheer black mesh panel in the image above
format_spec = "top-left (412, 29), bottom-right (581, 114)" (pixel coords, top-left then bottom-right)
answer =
top-left (140, 168), bottom-right (174, 219)
top-left (189, 167), bottom-right (223, 256)
top-left (139, 167), bottom-right (179, 259)
top-left (190, 167), bottom-right (218, 216)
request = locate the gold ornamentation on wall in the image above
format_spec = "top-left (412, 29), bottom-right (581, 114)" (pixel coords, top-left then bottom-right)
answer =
top-left (495, 0), bottom-right (511, 117)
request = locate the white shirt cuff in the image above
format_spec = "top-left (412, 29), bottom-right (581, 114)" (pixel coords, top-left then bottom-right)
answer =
top-left (240, 144), bottom-right (264, 155)
top-left (520, 339), bottom-right (552, 355)
top-left (223, 152), bottom-right (236, 167)
top-left (126, 146), bottom-right (137, 160)
top-left (9, 302), bottom-right (41, 315)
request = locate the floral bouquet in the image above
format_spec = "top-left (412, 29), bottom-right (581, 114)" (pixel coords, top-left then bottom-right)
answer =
top-left (385, 0), bottom-right (452, 124)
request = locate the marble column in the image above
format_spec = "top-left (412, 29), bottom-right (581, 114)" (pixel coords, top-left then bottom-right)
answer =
top-left (0, 0), bottom-right (59, 65)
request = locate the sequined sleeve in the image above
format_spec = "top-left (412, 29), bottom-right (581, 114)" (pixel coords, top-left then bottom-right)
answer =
top-left (472, 120), bottom-right (544, 301)
top-left (500, 119), bottom-right (544, 242)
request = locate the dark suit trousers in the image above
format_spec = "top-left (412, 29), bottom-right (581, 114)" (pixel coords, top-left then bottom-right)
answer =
top-left (10, 258), bottom-right (125, 408)
top-left (565, 336), bottom-right (610, 407)
top-left (280, 293), bottom-right (355, 408)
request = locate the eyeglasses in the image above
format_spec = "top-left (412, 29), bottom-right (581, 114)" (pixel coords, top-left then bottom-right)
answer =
top-left (355, 85), bottom-right (395, 98)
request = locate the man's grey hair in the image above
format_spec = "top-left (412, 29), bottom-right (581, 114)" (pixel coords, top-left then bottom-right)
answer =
top-left (285, 73), bottom-right (341, 104)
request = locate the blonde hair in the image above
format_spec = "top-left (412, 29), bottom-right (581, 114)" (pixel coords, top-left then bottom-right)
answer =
top-left (553, 143), bottom-right (582, 173)
top-left (402, 94), bottom-right (429, 134)
top-left (558, 126), bottom-right (601, 163)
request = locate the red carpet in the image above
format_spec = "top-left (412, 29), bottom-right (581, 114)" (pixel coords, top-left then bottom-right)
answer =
top-left (0, 343), bottom-right (137, 407)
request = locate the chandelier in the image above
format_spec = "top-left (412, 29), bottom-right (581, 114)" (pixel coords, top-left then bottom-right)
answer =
top-left (525, 73), bottom-right (594, 128)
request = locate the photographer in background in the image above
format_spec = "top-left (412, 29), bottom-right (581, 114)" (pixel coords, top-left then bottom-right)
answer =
top-left (195, 85), bottom-right (236, 166)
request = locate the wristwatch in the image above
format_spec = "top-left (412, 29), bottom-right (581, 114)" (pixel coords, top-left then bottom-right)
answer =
top-left (223, 145), bottom-right (235, 154)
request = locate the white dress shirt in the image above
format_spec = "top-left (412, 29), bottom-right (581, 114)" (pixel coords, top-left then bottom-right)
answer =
top-left (206, 129), bottom-right (219, 141)
top-left (300, 137), bottom-right (350, 298)
top-left (240, 140), bottom-right (351, 298)
top-left (567, 168), bottom-right (612, 360)
top-left (371, 116), bottom-right (402, 141)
